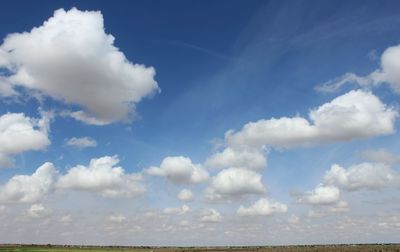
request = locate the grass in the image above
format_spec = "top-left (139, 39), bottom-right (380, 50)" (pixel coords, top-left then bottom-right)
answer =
top-left (0, 244), bottom-right (400, 252)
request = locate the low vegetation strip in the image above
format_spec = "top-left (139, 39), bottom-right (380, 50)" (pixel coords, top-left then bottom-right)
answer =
top-left (0, 244), bottom-right (400, 252)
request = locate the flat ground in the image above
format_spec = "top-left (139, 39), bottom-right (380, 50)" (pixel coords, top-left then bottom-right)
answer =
top-left (0, 245), bottom-right (400, 252)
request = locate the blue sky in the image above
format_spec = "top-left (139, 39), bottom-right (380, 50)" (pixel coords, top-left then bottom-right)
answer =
top-left (0, 0), bottom-right (400, 246)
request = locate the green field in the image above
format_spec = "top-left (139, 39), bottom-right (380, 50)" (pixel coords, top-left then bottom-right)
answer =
top-left (1, 245), bottom-right (400, 252)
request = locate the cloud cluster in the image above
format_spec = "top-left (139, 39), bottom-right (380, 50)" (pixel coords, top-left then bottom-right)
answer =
top-left (237, 198), bottom-right (287, 216)
top-left (0, 8), bottom-right (159, 124)
top-left (226, 90), bottom-right (397, 148)
top-left (202, 90), bottom-right (397, 204)
top-left (0, 113), bottom-right (50, 168)
top-left (323, 163), bottom-right (400, 191)
top-left (146, 156), bottom-right (209, 184)
top-left (299, 160), bottom-right (400, 205)
top-left (58, 156), bottom-right (145, 198)
top-left (0, 162), bottom-right (57, 203)
top-left (316, 44), bottom-right (400, 93)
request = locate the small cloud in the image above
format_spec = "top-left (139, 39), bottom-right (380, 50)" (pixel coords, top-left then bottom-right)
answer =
top-left (107, 214), bottom-right (127, 224)
top-left (177, 189), bottom-right (194, 202)
top-left (298, 185), bottom-right (340, 205)
top-left (237, 198), bottom-right (287, 216)
top-left (146, 156), bottom-right (209, 184)
top-left (200, 208), bottom-right (222, 223)
top-left (60, 215), bottom-right (73, 225)
top-left (25, 204), bottom-right (51, 218)
top-left (66, 136), bottom-right (97, 149)
top-left (163, 204), bottom-right (191, 215)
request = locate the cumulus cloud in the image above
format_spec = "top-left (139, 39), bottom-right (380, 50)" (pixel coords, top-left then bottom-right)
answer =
top-left (25, 203), bottom-right (51, 218)
top-left (205, 147), bottom-right (267, 171)
top-left (0, 162), bottom-right (57, 203)
top-left (316, 44), bottom-right (400, 93)
top-left (163, 204), bottom-right (191, 215)
top-left (205, 168), bottom-right (266, 201)
top-left (323, 163), bottom-right (400, 191)
top-left (361, 149), bottom-right (400, 165)
top-left (200, 208), bottom-right (222, 222)
top-left (0, 112), bottom-right (50, 168)
top-left (298, 185), bottom-right (340, 205)
top-left (0, 8), bottom-right (159, 124)
top-left (58, 156), bottom-right (145, 198)
top-left (237, 198), bottom-right (287, 216)
top-left (177, 189), bottom-right (194, 202)
top-left (226, 90), bottom-right (397, 148)
top-left (66, 136), bottom-right (97, 149)
top-left (146, 156), bottom-right (209, 184)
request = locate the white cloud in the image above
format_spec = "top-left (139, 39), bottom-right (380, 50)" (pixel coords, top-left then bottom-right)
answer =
top-left (146, 156), bottom-right (209, 184)
top-left (0, 113), bottom-right (50, 168)
top-left (66, 136), bottom-right (97, 149)
top-left (0, 205), bottom-right (6, 216)
top-left (0, 8), bottom-right (159, 124)
top-left (67, 110), bottom-right (112, 126)
top-left (205, 168), bottom-right (266, 201)
top-left (323, 163), bottom-right (400, 191)
top-left (0, 162), bottom-right (57, 203)
top-left (177, 189), bottom-right (194, 202)
top-left (200, 208), bottom-right (222, 223)
top-left (316, 44), bottom-right (400, 93)
top-left (205, 147), bottom-right (267, 171)
top-left (361, 149), bottom-right (400, 165)
top-left (237, 198), bottom-right (287, 216)
top-left (58, 156), bottom-right (145, 198)
top-left (107, 214), bottom-right (127, 224)
top-left (327, 200), bottom-right (350, 213)
top-left (298, 185), bottom-right (340, 205)
top-left (60, 215), bottom-right (73, 225)
top-left (288, 214), bottom-right (300, 225)
top-left (226, 90), bottom-right (397, 148)
top-left (163, 204), bottom-right (191, 215)
top-left (25, 203), bottom-right (50, 218)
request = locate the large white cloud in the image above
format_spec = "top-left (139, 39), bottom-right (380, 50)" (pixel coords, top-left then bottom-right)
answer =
top-left (237, 198), bottom-right (287, 216)
top-left (323, 163), bottom-right (400, 191)
top-left (298, 185), bottom-right (340, 205)
top-left (146, 156), bottom-right (209, 184)
top-left (0, 113), bottom-right (50, 168)
top-left (0, 162), bottom-right (58, 203)
top-left (0, 8), bottom-right (159, 124)
top-left (316, 44), bottom-right (400, 93)
top-left (205, 168), bottom-right (266, 201)
top-left (205, 147), bottom-right (267, 171)
top-left (226, 90), bottom-right (397, 148)
top-left (58, 156), bottom-right (145, 198)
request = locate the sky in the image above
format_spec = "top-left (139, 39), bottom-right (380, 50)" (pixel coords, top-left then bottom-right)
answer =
top-left (0, 0), bottom-right (400, 246)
